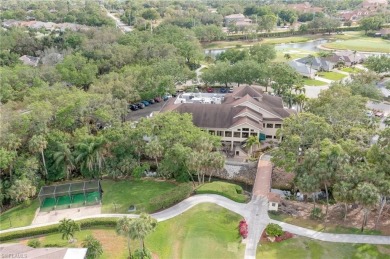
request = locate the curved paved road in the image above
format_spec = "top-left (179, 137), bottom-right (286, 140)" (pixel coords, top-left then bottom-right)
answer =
top-left (1, 194), bottom-right (390, 246)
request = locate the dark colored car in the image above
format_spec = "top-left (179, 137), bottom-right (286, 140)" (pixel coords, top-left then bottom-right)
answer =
top-left (163, 96), bottom-right (169, 101)
top-left (141, 100), bottom-right (150, 106)
top-left (128, 104), bottom-right (138, 111)
top-left (154, 97), bottom-right (162, 102)
top-left (207, 87), bottom-right (214, 93)
top-left (220, 88), bottom-right (227, 93)
top-left (148, 99), bottom-right (155, 104)
top-left (137, 103), bottom-right (145, 109)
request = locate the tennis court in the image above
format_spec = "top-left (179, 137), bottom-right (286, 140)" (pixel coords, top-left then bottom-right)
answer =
top-left (38, 180), bottom-right (102, 212)
top-left (40, 197), bottom-right (56, 212)
top-left (56, 195), bottom-right (72, 209)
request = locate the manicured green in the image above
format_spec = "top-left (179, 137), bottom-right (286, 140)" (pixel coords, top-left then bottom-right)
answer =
top-left (0, 200), bottom-right (39, 230)
top-left (146, 203), bottom-right (245, 259)
top-left (196, 181), bottom-right (248, 203)
top-left (268, 212), bottom-right (382, 235)
top-left (303, 78), bottom-right (328, 86)
top-left (317, 71), bottom-right (347, 81)
top-left (257, 236), bottom-right (390, 258)
top-left (340, 67), bottom-right (363, 73)
top-left (101, 179), bottom-right (178, 213)
top-left (323, 37), bottom-right (390, 53)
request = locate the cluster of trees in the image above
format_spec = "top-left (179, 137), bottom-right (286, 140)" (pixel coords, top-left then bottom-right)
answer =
top-left (272, 84), bottom-right (389, 231)
top-left (202, 44), bottom-right (304, 109)
top-left (0, 12), bottom-right (217, 208)
top-left (360, 15), bottom-right (385, 34)
top-left (116, 213), bottom-right (157, 259)
top-left (0, 0), bottom-right (114, 27)
top-left (365, 55), bottom-right (390, 74)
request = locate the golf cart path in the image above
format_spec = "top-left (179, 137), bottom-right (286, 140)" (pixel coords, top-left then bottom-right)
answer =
top-left (1, 196), bottom-right (389, 246)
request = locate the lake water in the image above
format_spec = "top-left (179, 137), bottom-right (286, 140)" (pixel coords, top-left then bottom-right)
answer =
top-left (204, 39), bottom-right (331, 57)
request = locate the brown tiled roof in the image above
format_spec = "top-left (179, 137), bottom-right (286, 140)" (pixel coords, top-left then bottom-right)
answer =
top-left (268, 192), bottom-right (281, 203)
top-left (161, 86), bottom-right (293, 129)
top-left (231, 116), bottom-right (263, 130)
top-left (0, 243), bottom-right (87, 259)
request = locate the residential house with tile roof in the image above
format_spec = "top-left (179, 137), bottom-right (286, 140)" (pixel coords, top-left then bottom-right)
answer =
top-left (0, 243), bottom-right (87, 259)
top-left (161, 86), bottom-right (295, 152)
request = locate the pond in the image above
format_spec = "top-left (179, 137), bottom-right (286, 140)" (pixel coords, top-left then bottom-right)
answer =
top-left (204, 39), bottom-right (332, 57)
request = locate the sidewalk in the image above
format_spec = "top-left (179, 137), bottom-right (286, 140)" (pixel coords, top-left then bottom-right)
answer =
top-left (270, 219), bottom-right (390, 245)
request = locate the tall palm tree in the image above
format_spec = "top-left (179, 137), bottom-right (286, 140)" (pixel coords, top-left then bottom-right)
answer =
top-left (246, 135), bottom-right (260, 157)
top-left (144, 140), bottom-right (164, 168)
top-left (130, 213), bottom-right (157, 254)
top-left (294, 94), bottom-right (308, 112)
top-left (307, 54), bottom-right (315, 74)
top-left (82, 235), bottom-right (103, 259)
top-left (58, 218), bottom-right (80, 242)
top-left (116, 217), bottom-right (133, 259)
top-left (52, 143), bottom-right (75, 180)
top-left (75, 136), bottom-right (106, 178)
top-left (29, 135), bottom-right (48, 179)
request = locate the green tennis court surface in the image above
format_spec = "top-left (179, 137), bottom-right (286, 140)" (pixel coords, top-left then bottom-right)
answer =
top-left (86, 192), bottom-right (100, 204)
top-left (72, 193), bottom-right (86, 204)
top-left (56, 195), bottom-right (72, 209)
top-left (40, 197), bottom-right (56, 211)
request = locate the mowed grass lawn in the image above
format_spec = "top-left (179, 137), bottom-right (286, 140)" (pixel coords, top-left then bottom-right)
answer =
top-left (11, 228), bottom-right (128, 259)
top-left (269, 212), bottom-right (381, 235)
top-left (340, 67), bottom-right (363, 73)
top-left (323, 37), bottom-right (390, 53)
top-left (146, 203), bottom-right (244, 259)
top-left (257, 236), bottom-right (390, 258)
top-left (0, 199), bottom-right (39, 230)
top-left (303, 78), bottom-right (328, 86)
top-left (196, 181), bottom-right (248, 203)
top-left (101, 179), bottom-right (178, 213)
top-left (317, 71), bottom-right (347, 81)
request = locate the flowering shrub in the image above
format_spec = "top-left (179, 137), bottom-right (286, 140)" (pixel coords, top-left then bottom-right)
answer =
top-left (274, 231), bottom-right (294, 242)
top-left (239, 219), bottom-right (248, 239)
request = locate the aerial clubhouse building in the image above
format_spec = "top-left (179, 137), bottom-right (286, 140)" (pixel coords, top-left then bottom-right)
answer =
top-left (161, 86), bottom-right (295, 151)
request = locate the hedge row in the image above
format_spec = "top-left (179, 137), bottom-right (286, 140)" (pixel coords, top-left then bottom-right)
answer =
top-left (0, 217), bottom-right (118, 242)
top-left (149, 183), bottom-right (193, 212)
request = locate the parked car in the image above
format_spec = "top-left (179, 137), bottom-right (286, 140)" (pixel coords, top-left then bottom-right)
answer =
top-left (220, 88), bottom-right (227, 93)
top-left (128, 104), bottom-right (138, 111)
top-left (228, 87), bottom-right (234, 93)
top-left (137, 103), bottom-right (145, 109)
top-left (154, 97), bottom-right (162, 103)
top-left (207, 87), bottom-right (214, 93)
top-left (141, 100), bottom-right (150, 106)
top-left (148, 99), bottom-right (155, 104)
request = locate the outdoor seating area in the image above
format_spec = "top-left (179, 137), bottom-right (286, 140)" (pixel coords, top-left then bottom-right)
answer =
top-left (38, 180), bottom-right (102, 212)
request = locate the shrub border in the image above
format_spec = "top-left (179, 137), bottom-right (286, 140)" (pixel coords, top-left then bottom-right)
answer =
top-left (0, 218), bottom-right (118, 242)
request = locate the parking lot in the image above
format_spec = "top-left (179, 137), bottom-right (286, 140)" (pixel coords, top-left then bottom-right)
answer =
top-left (125, 100), bottom-right (168, 121)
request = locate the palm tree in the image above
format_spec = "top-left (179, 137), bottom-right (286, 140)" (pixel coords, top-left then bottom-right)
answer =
top-left (352, 50), bottom-right (357, 67)
top-left (58, 218), bottom-right (80, 242)
top-left (130, 213), bottom-right (157, 254)
top-left (284, 53), bottom-right (291, 60)
top-left (294, 94), bottom-right (308, 112)
top-left (29, 135), bottom-right (48, 179)
top-left (116, 216), bottom-right (133, 259)
top-left (82, 235), bottom-right (103, 259)
top-left (75, 136), bottom-right (106, 178)
top-left (52, 143), bottom-right (75, 180)
top-left (144, 140), bottom-right (164, 168)
top-left (306, 54), bottom-right (315, 76)
top-left (246, 135), bottom-right (260, 157)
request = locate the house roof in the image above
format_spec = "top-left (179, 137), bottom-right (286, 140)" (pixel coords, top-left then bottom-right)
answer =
top-left (161, 86), bottom-right (293, 130)
top-left (268, 192), bottom-right (281, 203)
top-left (0, 243), bottom-right (87, 259)
top-left (288, 60), bottom-right (316, 76)
top-left (296, 56), bottom-right (335, 70)
top-left (19, 55), bottom-right (40, 66)
top-left (225, 13), bottom-right (245, 19)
